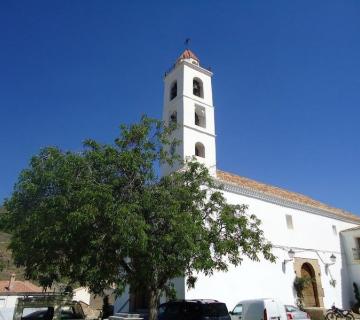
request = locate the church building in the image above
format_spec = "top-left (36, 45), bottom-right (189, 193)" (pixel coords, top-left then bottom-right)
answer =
top-left (115, 49), bottom-right (360, 313)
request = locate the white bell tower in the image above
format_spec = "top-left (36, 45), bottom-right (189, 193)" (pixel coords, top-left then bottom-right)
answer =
top-left (161, 49), bottom-right (216, 176)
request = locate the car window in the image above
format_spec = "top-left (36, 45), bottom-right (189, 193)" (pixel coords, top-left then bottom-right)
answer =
top-left (233, 304), bottom-right (243, 315)
top-left (202, 303), bottom-right (229, 317)
top-left (163, 303), bottom-right (183, 317)
top-left (285, 306), bottom-right (299, 312)
top-left (21, 307), bottom-right (54, 320)
top-left (59, 306), bottom-right (83, 319)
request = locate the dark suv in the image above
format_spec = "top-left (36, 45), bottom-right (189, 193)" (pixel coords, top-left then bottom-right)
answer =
top-left (158, 299), bottom-right (231, 320)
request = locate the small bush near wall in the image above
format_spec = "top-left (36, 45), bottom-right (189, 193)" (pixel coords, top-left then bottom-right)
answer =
top-left (352, 283), bottom-right (360, 314)
top-left (294, 276), bottom-right (314, 309)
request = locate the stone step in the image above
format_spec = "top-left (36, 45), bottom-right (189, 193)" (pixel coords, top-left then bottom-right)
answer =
top-left (109, 313), bottom-right (143, 320)
top-left (115, 313), bottom-right (141, 317)
top-left (109, 318), bottom-right (142, 320)
top-left (109, 318), bottom-right (143, 320)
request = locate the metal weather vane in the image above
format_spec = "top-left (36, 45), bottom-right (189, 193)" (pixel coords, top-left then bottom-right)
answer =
top-left (184, 38), bottom-right (191, 49)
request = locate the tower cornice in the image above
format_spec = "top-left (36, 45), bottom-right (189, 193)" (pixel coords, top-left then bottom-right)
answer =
top-left (164, 95), bottom-right (215, 110)
top-left (182, 60), bottom-right (213, 76)
top-left (164, 60), bottom-right (213, 79)
top-left (183, 124), bottom-right (216, 138)
top-left (183, 95), bottom-right (215, 108)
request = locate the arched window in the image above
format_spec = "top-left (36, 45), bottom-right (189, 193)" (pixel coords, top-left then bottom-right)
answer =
top-left (195, 113), bottom-right (200, 126)
top-left (169, 111), bottom-right (177, 125)
top-left (195, 142), bottom-right (205, 158)
top-left (170, 81), bottom-right (177, 100)
top-left (193, 78), bottom-right (203, 98)
top-left (194, 105), bottom-right (206, 128)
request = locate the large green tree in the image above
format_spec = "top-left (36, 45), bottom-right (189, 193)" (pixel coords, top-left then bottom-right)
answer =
top-left (4, 116), bottom-right (275, 320)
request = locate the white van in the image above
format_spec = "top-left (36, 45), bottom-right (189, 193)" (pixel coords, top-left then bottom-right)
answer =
top-left (229, 298), bottom-right (287, 320)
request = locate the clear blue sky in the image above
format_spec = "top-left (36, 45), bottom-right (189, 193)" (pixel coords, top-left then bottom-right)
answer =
top-left (1, 1), bottom-right (359, 214)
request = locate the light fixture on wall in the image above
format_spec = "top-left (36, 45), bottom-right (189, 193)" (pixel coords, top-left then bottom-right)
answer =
top-left (283, 249), bottom-right (295, 269)
top-left (325, 254), bottom-right (336, 274)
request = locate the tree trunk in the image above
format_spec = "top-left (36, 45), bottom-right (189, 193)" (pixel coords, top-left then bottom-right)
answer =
top-left (148, 288), bottom-right (160, 320)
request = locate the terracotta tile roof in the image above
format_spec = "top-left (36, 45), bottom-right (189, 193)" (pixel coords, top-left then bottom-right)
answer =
top-left (0, 280), bottom-right (42, 293)
top-left (216, 170), bottom-right (360, 223)
top-left (177, 49), bottom-right (200, 63)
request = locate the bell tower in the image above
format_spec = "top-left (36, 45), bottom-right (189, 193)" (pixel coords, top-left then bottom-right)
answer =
top-left (161, 49), bottom-right (216, 176)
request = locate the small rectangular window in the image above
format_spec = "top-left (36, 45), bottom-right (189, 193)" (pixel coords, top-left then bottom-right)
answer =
top-left (332, 225), bottom-right (337, 235)
top-left (356, 237), bottom-right (360, 249)
top-left (286, 214), bottom-right (293, 230)
top-left (354, 238), bottom-right (360, 260)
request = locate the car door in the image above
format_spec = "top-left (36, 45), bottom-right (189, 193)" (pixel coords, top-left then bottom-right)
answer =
top-left (231, 304), bottom-right (243, 320)
top-left (184, 302), bottom-right (201, 320)
top-left (265, 300), bottom-right (280, 320)
top-left (160, 302), bottom-right (184, 320)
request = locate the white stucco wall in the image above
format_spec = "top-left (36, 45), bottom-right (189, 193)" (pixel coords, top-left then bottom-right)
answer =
top-left (113, 187), bottom-right (359, 312)
top-left (115, 51), bottom-right (360, 313)
top-left (72, 287), bottom-right (91, 305)
top-left (114, 285), bottom-right (130, 313)
top-left (183, 189), bottom-right (358, 310)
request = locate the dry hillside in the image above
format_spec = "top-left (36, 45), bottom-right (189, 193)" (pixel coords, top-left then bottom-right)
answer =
top-left (0, 207), bottom-right (25, 281)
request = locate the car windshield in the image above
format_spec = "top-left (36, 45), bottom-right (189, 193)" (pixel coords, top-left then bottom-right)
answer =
top-left (201, 303), bottom-right (229, 316)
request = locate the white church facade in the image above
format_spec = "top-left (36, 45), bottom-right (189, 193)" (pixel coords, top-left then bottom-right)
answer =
top-left (115, 49), bottom-right (360, 313)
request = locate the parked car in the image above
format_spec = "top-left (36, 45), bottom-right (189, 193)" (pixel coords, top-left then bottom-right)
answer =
top-left (0, 293), bottom-right (85, 320)
top-left (229, 298), bottom-right (287, 320)
top-left (158, 299), bottom-right (231, 320)
top-left (285, 305), bottom-right (311, 320)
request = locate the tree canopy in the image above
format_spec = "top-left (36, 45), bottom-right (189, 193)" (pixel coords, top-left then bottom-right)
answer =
top-left (4, 116), bottom-right (275, 320)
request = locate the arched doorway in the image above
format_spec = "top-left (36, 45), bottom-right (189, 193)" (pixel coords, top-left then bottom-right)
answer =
top-left (300, 263), bottom-right (320, 307)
